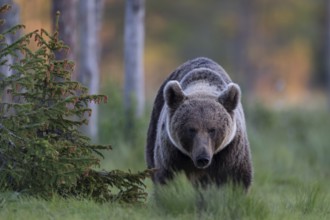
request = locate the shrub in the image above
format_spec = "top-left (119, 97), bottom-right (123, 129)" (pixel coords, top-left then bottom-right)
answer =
top-left (0, 5), bottom-right (149, 203)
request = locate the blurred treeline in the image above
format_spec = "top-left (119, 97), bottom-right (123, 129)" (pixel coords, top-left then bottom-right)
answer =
top-left (15, 0), bottom-right (330, 107)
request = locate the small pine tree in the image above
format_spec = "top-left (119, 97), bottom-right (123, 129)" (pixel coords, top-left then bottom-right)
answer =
top-left (0, 5), bottom-right (149, 203)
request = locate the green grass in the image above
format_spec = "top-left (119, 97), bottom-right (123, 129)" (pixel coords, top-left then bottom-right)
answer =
top-left (1, 87), bottom-right (330, 219)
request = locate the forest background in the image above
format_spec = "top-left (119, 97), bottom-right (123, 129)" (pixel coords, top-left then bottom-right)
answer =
top-left (1, 0), bottom-right (330, 219)
top-left (16, 0), bottom-right (330, 108)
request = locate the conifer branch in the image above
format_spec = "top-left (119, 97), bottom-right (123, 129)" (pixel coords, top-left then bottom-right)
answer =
top-left (0, 4), bottom-right (149, 203)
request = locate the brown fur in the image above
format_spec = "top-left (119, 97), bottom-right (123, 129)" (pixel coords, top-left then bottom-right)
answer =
top-left (146, 57), bottom-right (252, 190)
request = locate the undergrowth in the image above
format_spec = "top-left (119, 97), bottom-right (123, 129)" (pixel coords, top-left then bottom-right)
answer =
top-left (0, 4), bottom-right (149, 203)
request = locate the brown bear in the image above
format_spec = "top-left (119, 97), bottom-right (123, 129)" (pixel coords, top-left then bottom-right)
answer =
top-left (146, 57), bottom-right (252, 190)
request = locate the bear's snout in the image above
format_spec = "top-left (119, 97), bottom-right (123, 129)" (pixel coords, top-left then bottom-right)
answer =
top-left (194, 153), bottom-right (211, 169)
top-left (191, 134), bottom-right (212, 169)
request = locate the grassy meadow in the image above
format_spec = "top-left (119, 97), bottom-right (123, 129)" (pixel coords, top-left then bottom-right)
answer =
top-left (1, 85), bottom-right (330, 220)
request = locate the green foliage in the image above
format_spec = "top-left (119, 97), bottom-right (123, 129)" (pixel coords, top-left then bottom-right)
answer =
top-left (0, 104), bottom-right (330, 219)
top-left (98, 81), bottom-right (150, 171)
top-left (0, 5), bottom-right (149, 203)
top-left (69, 169), bottom-right (149, 203)
top-left (151, 174), bottom-right (269, 220)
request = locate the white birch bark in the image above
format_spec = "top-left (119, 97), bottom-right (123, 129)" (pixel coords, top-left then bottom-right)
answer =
top-left (77, 0), bottom-right (103, 140)
top-left (52, 0), bottom-right (78, 79)
top-left (124, 0), bottom-right (145, 118)
top-left (0, 0), bottom-right (20, 103)
top-left (326, 0), bottom-right (330, 109)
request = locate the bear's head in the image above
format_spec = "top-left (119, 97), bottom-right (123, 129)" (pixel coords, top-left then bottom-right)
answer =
top-left (164, 80), bottom-right (240, 169)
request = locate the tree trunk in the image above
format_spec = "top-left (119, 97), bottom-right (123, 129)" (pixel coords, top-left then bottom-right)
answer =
top-left (233, 0), bottom-right (256, 100)
top-left (124, 0), bottom-right (145, 118)
top-left (0, 0), bottom-right (20, 78)
top-left (326, 0), bottom-right (330, 109)
top-left (77, 0), bottom-right (103, 140)
top-left (0, 0), bottom-right (20, 103)
top-left (51, 0), bottom-right (78, 80)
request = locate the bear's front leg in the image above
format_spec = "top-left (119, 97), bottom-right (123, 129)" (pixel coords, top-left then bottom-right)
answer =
top-left (153, 168), bottom-right (174, 185)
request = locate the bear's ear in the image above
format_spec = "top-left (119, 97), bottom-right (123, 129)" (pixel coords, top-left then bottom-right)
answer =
top-left (164, 80), bottom-right (186, 109)
top-left (218, 83), bottom-right (241, 112)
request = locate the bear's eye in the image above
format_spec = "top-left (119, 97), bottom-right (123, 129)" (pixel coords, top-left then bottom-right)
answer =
top-left (188, 128), bottom-right (197, 135)
top-left (208, 128), bottom-right (216, 136)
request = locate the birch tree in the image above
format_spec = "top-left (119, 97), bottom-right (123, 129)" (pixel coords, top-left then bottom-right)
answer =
top-left (124, 0), bottom-right (145, 118)
top-left (77, 0), bottom-right (104, 140)
top-left (326, 0), bottom-right (330, 109)
top-left (0, 0), bottom-right (20, 103)
top-left (233, 0), bottom-right (256, 99)
top-left (51, 0), bottom-right (78, 79)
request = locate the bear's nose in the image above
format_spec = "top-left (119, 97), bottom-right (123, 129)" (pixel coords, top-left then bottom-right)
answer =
top-left (195, 155), bottom-right (211, 169)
